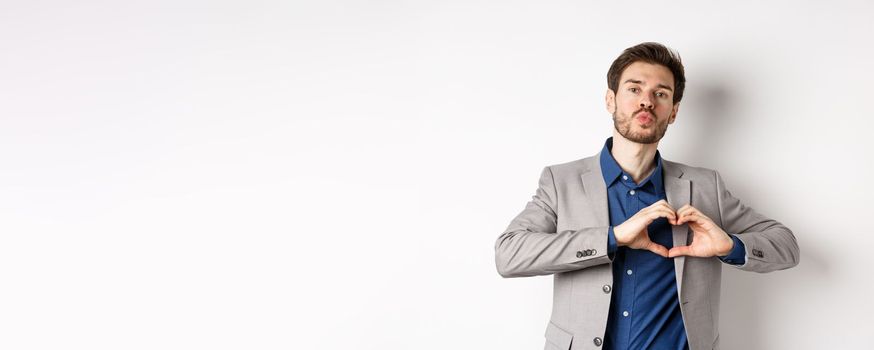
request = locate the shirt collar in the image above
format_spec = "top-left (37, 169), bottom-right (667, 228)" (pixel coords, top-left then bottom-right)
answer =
top-left (599, 137), bottom-right (664, 193)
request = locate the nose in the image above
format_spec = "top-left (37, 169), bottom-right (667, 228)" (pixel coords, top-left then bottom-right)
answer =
top-left (639, 96), bottom-right (654, 110)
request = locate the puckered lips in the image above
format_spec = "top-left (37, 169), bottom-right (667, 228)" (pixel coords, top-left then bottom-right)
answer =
top-left (635, 111), bottom-right (654, 125)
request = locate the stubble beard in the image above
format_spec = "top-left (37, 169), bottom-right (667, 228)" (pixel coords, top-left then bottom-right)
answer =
top-left (612, 109), bottom-right (670, 145)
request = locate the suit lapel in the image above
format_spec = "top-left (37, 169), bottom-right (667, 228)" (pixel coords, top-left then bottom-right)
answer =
top-left (580, 153), bottom-right (610, 227)
top-left (663, 160), bottom-right (691, 297)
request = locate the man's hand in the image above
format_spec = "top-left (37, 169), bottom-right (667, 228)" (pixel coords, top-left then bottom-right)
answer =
top-left (613, 199), bottom-right (677, 257)
top-left (667, 204), bottom-right (734, 258)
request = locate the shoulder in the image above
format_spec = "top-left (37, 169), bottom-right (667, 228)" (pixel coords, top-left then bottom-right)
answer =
top-left (662, 159), bottom-right (722, 186)
top-left (544, 155), bottom-right (598, 177)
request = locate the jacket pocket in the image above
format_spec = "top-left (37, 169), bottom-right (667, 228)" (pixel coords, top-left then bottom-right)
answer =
top-left (544, 321), bottom-right (574, 350)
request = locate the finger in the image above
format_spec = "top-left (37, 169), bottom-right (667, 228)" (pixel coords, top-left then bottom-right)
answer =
top-left (656, 199), bottom-right (676, 212)
top-left (662, 210), bottom-right (679, 226)
top-left (652, 207), bottom-right (677, 219)
top-left (680, 213), bottom-right (703, 224)
top-left (644, 200), bottom-right (669, 212)
top-left (647, 208), bottom-right (677, 224)
top-left (662, 208), bottom-right (678, 225)
top-left (679, 205), bottom-right (712, 223)
top-left (676, 205), bottom-right (695, 218)
top-left (656, 203), bottom-right (678, 224)
top-left (675, 211), bottom-right (689, 225)
top-left (678, 213), bottom-right (713, 229)
top-left (676, 206), bottom-right (698, 223)
top-left (676, 211), bottom-right (687, 225)
top-left (668, 245), bottom-right (694, 258)
top-left (652, 200), bottom-right (676, 213)
top-left (688, 207), bottom-right (712, 222)
top-left (646, 242), bottom-right (669, 258)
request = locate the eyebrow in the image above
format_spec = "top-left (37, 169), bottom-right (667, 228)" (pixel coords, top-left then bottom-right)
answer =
top-left (623, 79), bottom-right (673, 91)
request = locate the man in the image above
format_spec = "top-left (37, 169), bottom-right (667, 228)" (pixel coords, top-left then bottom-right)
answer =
top-left (494, 42), bottom-right (800, 350)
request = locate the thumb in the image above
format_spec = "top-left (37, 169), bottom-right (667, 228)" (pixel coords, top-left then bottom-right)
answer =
top-left (646, 242), bottom-right (669, 258)
top-left (668, 245), bottom-right (693, 258)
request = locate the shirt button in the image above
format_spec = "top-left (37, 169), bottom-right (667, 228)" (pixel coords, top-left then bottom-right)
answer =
top-left (622, 175), bottom-right (628, 180)
top-left (623, 311), bottom-right (629, 317)
top-left (629, 190), bottom-right (636, 195)
top-left (626, 269), bottom-right (633, 275)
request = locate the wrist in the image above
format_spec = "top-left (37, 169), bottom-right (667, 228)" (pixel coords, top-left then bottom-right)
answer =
top-left (716, 235), bottom-right (735, 257)
top-left (613, 225), bottom-right (626, 247)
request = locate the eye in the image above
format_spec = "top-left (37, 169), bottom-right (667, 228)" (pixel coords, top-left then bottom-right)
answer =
top-left (656, 91), bottom-right (668, 98)
top-left (628, 87), bottom-right (639, 93)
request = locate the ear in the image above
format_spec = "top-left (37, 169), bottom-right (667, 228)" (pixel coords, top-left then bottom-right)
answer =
top-left (605, 89), bottom-right (616, 114)
top-left (668, 102), bottom-right (680, 124)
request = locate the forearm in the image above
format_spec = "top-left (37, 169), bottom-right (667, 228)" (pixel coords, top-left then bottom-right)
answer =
top-left (495, 226), bottom-right (612, 278)
top-left (715, 171), bottom-right (800, 273)
top-left (729, 221), bottom-right (800, 273)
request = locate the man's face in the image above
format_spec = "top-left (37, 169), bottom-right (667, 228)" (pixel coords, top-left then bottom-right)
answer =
top-left (606, 61), bottom-right (679, 144)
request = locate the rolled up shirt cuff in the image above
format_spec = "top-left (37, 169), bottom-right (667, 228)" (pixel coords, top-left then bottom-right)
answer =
top-left (607, 226), bottom-right (617, 260)
top-left (717, 234), bottom-right (746, 265)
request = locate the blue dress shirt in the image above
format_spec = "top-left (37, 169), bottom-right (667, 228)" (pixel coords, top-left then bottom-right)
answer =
top-left (599, 137), bottom-right (745, 350)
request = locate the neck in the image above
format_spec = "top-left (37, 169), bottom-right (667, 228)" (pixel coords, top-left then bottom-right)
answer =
top-left (610, 130), bottom-right (660, 184)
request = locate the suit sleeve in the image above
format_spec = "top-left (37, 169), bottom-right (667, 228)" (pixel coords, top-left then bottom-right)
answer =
top-left (715, 170), bottom-right (800, 272)
top-left (495, 166), bottom-right (613, 278)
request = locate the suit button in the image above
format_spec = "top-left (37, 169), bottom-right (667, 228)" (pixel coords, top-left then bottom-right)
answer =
top-left (602, 285), bottom-right (611, 293)
top-left (593, 337), bottom-right (603, 346)
top-left (576, 251), bottom-right (584, 258)
top-left (752, 249), bottom-right (764, 258)
top-left (591, 249), bottom-right (597, 255)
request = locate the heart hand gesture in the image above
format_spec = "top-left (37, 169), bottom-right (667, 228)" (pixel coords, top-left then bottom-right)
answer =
top-left (667, 204), bottom-right (734, 258)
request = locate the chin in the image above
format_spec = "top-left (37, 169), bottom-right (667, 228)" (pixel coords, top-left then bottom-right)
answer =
top-left (627, 133), bottom-right (662, 144)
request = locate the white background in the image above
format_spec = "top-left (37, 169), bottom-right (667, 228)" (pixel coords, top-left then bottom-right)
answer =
top-left (1, 1), bottom-right (872, 349)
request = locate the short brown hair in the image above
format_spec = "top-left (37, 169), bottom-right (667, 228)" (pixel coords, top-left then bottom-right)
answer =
top-left (607, 42), bottom-right (686, 104)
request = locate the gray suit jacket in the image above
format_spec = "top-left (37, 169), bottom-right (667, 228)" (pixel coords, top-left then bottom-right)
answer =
top-left (494, 152), bottom-right (800, 350)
